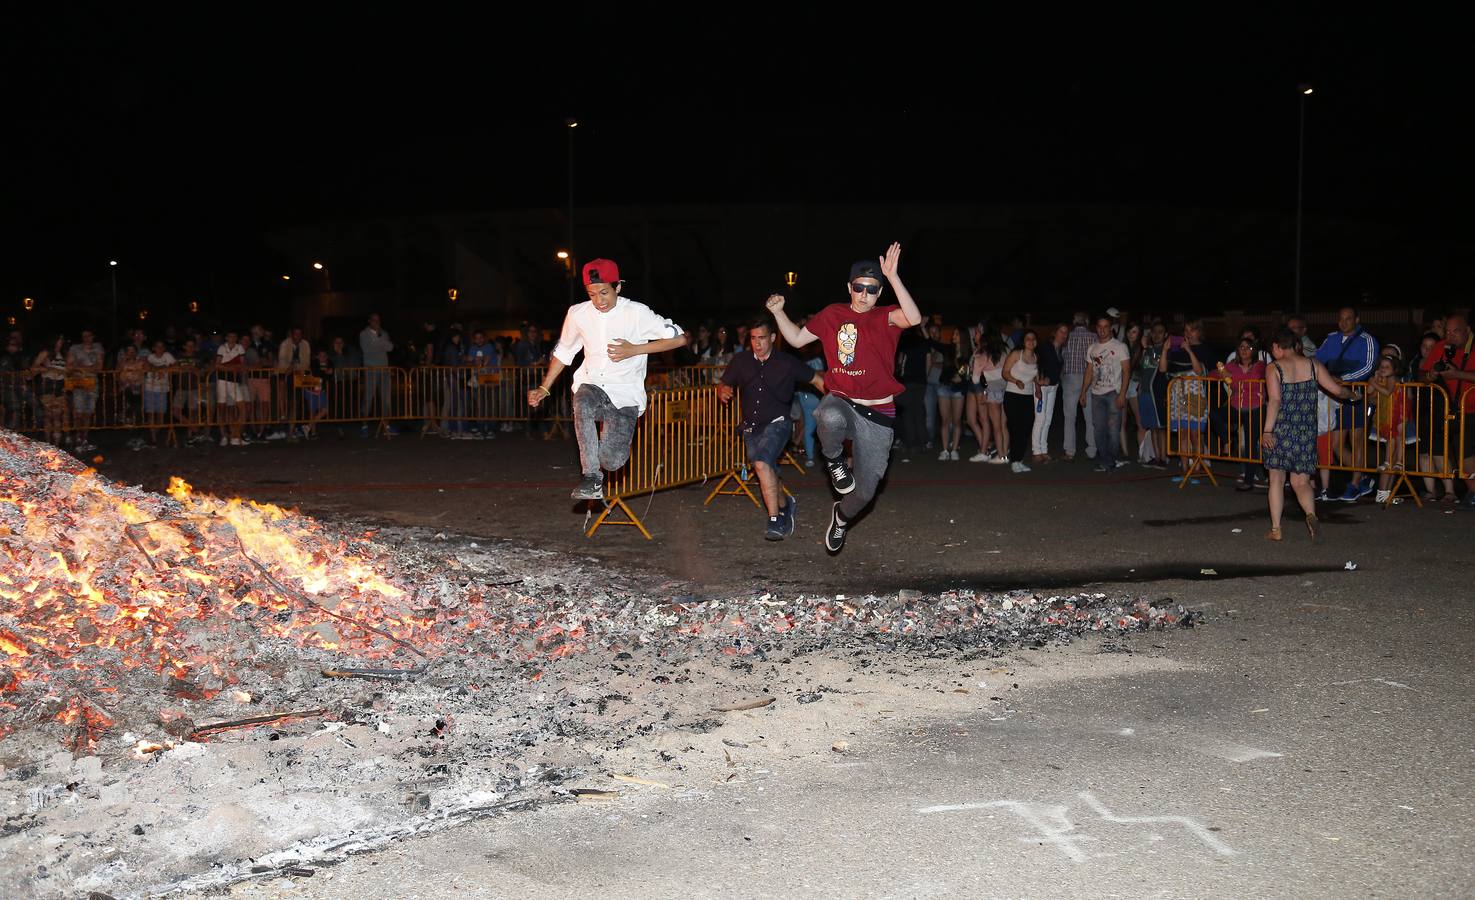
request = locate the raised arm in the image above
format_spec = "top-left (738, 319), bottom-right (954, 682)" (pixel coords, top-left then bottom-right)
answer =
top-left (879, 243), bottom-right (923, 328)
top-left (766, 294), bottom-right (817, 348)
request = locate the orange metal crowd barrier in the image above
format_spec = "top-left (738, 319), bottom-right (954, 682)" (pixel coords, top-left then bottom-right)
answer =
top-left (0, 364), bottom-right (733, 441)
top-left (1166, 374), bottom-right (1462, 506)
top-left (586, 383), bottom-right (743, 539)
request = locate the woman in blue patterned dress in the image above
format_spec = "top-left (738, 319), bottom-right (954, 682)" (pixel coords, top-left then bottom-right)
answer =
top-left (1261, 328), bottom-right (1357, 542)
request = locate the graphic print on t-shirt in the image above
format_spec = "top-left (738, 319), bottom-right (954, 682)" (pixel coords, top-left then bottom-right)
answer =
top-left (837, 323), bottom-right (858, 367)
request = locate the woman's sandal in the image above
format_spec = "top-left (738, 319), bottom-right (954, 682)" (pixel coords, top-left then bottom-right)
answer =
top-left (1266, 527), bottom-right (1283, 542)
top-left (1305, 514), bottom-right (1321, 543)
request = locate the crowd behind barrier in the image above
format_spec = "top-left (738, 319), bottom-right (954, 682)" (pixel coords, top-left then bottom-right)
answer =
top-left (2, 307), bottom-right (1469, 512)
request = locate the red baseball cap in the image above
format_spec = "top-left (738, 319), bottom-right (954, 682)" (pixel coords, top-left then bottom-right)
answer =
top-left (582, 258), bottom-right (621, 286)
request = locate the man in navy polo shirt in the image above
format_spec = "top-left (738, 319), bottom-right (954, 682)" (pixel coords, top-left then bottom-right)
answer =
top-left (767, 242), bottom-right (924, 554)
top-left (718, 315), bottom-right (826, 540)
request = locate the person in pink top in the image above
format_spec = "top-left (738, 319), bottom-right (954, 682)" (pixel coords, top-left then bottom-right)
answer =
top-left (1212, 336), bottom-right (1267, 490)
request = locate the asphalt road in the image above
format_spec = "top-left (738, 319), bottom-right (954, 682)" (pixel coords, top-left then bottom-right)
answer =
top-left (91, 432), bottom-right (1475, 899)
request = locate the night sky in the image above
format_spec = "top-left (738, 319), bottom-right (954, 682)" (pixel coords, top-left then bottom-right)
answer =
top-left (9, 7), bottom-right (1471, 319)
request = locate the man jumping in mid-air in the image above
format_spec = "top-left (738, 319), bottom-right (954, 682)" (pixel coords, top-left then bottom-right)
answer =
top-left (767, 242), bottom-right (923, 553)
top-left (528, 258), bottom-right (687, 499)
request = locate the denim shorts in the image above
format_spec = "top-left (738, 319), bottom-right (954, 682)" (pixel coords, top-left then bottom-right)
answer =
top-left (743, 417), bottom-right (791, 467)
top-left (935, 384), bottom-right (963, 399)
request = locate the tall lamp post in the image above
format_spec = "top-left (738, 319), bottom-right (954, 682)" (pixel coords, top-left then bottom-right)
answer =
top-left (1294, 84), bottom-right (1313, 314)
top-left (313, 260), bottom-right (332, 293)
top-left (566, 118), bottom-right (578, 303)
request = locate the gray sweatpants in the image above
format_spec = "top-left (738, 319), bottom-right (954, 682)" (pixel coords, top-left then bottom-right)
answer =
top-left (814, 394), bottom-right (894, 520)
top-left (573, 384), bottom-right (639, 477)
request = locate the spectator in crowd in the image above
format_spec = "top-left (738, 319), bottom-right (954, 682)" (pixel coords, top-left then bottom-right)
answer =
top-left (1368, 353), bottom-right (1414, 504)
top-left (1315, 306), bottom-right (1379, 502)
top-left (1001, 329), bottom-right (1040, 473)
top-left (527, 257), bottom-right (687, 500)
top-left (895, 323), bottom-right (932, 452)
top-left (969, 328), bottom-right (1008, 464)
top-left (171, 338), bottom-right (209, 444)
top-left (35, 335), bottom-right (70, 448)
top-left (466, 329), bottom-right (499, 438)
top-left (1429, 317), bottom-right (1447, 341)
top-left (1262, 328), bottom-right (1357, 542)
top-left (117, 345), bottom-right (146, 443)
top-left (1160, 320), bottom-right (1212, 483)
top-left (277, 326), bottom-right (311, 438)
top-left (359, 313), bottom-right (396, 436)
top-left (923, 322), bottom-right (943, 447)
top-left (438, 326), bottom-right (469, 438)
top-left (1060, 311), bottom-right (1095, 460)
top-left (1419, 312), bottom-right (1475, 507)
top-left (513, 323), bottom-right (550, 438)
top-left (1285, 316), bottom-right (1318, 358)
top-left (118, 329), bottom-right (148, 370)
top-left (66, 329), bottom-right (104, 453)
top-left (692, 323), bottom-right (715, 361)
top-left (301, 348), bottom-right (333, 439)
top-left (143, 340), bottom-right (175, 447)
top-left (1120, 322), bottom-right (1143, 462)
top-left (1211, 336), bottom-right (1267, 490)
top-left (1137, 320), bottom-right (1168, 467)
top-left (934, 324), bottom-right (967, 461)
top-left (1032, 323), bottom-right (1065, 464)
top-left (244, 324), bottom-right (277, 441)
top-left (1081, 316), bottom-right (1131, 472)
top-left (214, 330), bottom-right (249, 446)
top-left (0, 334), bottom-right (33, 431)
top-left (718, 315), bottom-right (825, 540)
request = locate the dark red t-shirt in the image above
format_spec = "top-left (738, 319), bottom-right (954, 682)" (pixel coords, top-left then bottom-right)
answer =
top-left (806, 303), bottom-right (905, 401)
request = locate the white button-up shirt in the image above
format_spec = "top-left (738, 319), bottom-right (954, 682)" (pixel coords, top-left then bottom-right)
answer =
top-left (551, 295), bottom-right (683, 414)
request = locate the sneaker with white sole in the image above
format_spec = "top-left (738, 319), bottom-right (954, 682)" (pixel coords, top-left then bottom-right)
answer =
top-left (1375, 489), bottom-right (1391, 504)
top-left (764, 516), bottom-right (786, 541)
top-left (938, 449), bottom-right (950, 461)
top-left (570, 474), bottom-right (604, 500)
top-left (948, 449), bottom-right (959, 461)
top-left (988, 455), bottom-right (1009, 465)
top-left (968, 451), bottom-right (989, 462)
top-left (220, 436), bottom-right (230, 447)
top-left (823, 455), bottom-right (855, 494)
top-left (824, 502), bottom-right (849, 554)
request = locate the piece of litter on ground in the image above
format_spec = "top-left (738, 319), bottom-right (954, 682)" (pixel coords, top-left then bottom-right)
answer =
top-left (1344, 561), bottom-right (1358, 571)
top-left (831, 740), bottom-right (850, 753)
top-left (1200, 568), bottom-right (1218, 576)
top-left (469, 542), bottom-right (479, 548)
top-left (611, 774), bottom-right (670, 789)
top-left (1231, 528), bottom-right (1243, 534)
top-left (1250, 708), bottom-right (1270, 714)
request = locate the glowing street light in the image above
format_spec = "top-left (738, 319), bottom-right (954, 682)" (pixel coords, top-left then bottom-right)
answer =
top-left (138, 309), bottom-right (150, 321)
top-left (1301, 85), bottom-right (1314, 95)
top-left (22, 297), bottom-right (34, 311)
top-left (188, 300), bottom-right (200, 314)
top-left (447, 288), bottom-right (458, 302)
top-left (785, 271), bottom-right (799, 287)
top-left (109, 260), bottom-right (118, 267)
top-left (556, 250), bottom-right (569, 260)
top-left (282, 275), bottom-right (292, 281)
top-left (312, 261), bottom-right (324, 270)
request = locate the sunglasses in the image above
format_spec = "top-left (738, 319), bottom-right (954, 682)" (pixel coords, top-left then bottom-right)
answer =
top-left (849, 282), bottom-right (882, 295)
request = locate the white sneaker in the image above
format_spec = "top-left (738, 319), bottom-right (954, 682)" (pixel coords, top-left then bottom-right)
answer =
top-left (220, 436), bottom-right (230, 447)
top-left (968, 452), bottom-right (989, 462)
top-left (989, 455), bottom-right (1010, 465)
top-left (1018, 461), bottom-right (1032, 472)
top-left (266, 430), bottom-right (286, 441)
top-left (938, 449), bottom-right (950, 461)
top-left (1009, 461), bottom-right (1022, 473)
top-left (1375, 490), bottom-right (1391, 504)
top-left (948, 450), bottom-right (959, 461)
top-left (231, 438), bottom-right (245, 446)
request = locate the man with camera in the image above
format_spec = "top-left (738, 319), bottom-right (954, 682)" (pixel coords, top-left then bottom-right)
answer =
top-left (1419, 313), bottom-right (1475, 508)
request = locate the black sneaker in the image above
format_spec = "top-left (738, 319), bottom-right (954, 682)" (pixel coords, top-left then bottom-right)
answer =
top-left (824, 502), bottom-right (848, 554)
top-left (571, 474), bottom-right (604, 500)
top-left (824, 455), bottom-right (856, 494)
top-left (782, 495), bottom-right (797, 537)
top-left (765, 516), bottom-right (786, 541)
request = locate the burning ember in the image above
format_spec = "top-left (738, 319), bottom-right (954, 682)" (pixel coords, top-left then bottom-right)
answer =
top-left (0, 429), bottom-right (440, 750)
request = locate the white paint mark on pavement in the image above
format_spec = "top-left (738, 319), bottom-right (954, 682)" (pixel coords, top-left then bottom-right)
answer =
top-left (919, 801), bottom-right (1092, 861)
top-left (1078, 792), bottom-right (1235, 857)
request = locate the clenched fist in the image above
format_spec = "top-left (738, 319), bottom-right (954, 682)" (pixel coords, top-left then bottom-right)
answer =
top-left (765, 294), bottom-right (785, 313)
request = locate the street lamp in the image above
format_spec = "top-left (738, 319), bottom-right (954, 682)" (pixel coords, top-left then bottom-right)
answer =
top-left (313, 261), bottom-right (332, 292)
top-left (785, 272), bottom-right (799, 288)
top-left (1294, 84), bottom-right (1313, 313)
top-left (23, 297), bottom-right (34, 311)
top-left (566, 118), bottom-right (578, 302)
